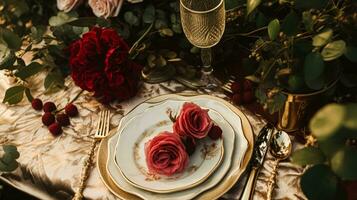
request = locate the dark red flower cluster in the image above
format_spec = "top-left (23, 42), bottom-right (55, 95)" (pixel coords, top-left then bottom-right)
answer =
top-left (68, 27), bottom-right (142, 104)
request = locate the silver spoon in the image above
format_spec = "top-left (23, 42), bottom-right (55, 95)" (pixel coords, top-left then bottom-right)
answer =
top-left (266, 130), bottom-right (292, 200)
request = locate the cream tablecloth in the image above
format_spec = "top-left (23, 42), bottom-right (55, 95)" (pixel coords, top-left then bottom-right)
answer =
top-left (0, 72), bottom-right (307, 200)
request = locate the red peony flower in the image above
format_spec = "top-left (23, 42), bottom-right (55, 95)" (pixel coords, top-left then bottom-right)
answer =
top-left (145, 132), bottom-right (189, 176)
top-left (173, 102), bottom-right (213, 140)
top-left (68, 27), bottom-right (142, 104)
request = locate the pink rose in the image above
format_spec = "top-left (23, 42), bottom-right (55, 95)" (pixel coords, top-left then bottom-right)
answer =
top-left (57, 0), bottom-right (83, 12)
top-left (173, 102), bottom-right (213, 140)
top-left (145, 132), bottom-right (189, 176)
top-left (88, 0), bottom-right (123, 18)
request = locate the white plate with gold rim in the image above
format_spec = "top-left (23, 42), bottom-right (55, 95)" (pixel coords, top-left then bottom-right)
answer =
top-left (106, 97), bottom-right (245, 200)
top-left (115, 102), bottom-right (229, 193)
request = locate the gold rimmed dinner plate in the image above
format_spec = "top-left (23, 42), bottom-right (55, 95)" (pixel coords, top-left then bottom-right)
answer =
top-left (97, 93), bottom-right (254, 200)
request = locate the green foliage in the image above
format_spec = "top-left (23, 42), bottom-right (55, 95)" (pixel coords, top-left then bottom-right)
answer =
top-left (293, 103), bottom-right (357, 199)
top-left (268, 19), bottom-right (280, 41)
top-left (295, 0), bottom-right (329, 9)
top-left (2, 85), bottom-right (26, 105)
top-left (0, 28), bottom-right (22, 50)
top-left (281, 11), bottom-right (299, 36)
top-left (49, 11), bottom-right (78, 26)
top-left (300, 164), bottom-right (338, 200)
top-left (303, 52), bottom-right (325, 90)
top-left (312, 29), bottom-right (333, 47)
top-left (247, 0), bottom-right (261, 15)
top-left (44, 70), bottom-right (64, 94)
top-left (0, 145), bottom-right (19, 172)
top-left (344, 46), bottom-right (357, 63)
top-left (15, 62), bottom-right (43, 80)
top-left (321, 40), bottom-right (346, 61)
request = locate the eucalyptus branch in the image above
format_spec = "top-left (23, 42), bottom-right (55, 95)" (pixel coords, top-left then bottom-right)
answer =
top-left (128, 23), bottom-right (154, 57)
top-left (227, 26), bottom-right (268, 37)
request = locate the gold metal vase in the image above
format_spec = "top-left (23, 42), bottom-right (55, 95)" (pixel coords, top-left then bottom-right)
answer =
top-left (277, 79), bottom-right (338, 133)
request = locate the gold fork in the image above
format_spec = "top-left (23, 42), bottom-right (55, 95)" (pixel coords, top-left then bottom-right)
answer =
top-left (73, 109), bottom-right (111, 200)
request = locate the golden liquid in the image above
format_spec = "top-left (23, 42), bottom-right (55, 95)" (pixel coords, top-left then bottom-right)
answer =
top-left (180, 0), bottom-right (225, 48)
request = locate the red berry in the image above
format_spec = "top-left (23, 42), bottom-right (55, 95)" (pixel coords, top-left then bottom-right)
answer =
top-left (43, 102), bottom-right (56, 112)
top-left (230, 82), bottom-right (242, 94)
top-left (208, 125), bottom-right (222, 140)
top-left (232, 94), bottom-right (242, 105)
top-left (243, 79), bottom-right (253, 91)
top-left (243, 90), bottom-right (255, 103)
top-left (65, 103), bottom-right (78, 117)
top-left (182, 137), bottom-right (196, 156)
top-left (31, 98), bottom-right (43, 110)
top-left (48, 123), bottom-right (62, 136)
top-left (56, 113), bottom-right (70, 126)
top-left (42, 112), bottom-right (55, 126)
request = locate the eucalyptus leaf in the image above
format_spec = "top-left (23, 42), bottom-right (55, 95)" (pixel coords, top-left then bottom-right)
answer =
top-left (124, 12), bottom-right (140, 26)
top-left (312, 29), bottom-right (333, 47)
top-left (309, 103), bottom-right (346, 140)
top-left (281, 11), bottom-right (299, 36)
top-left (300, 164), bottom-right (338, 200)
top-left (268, 19), bottom-right (280, 41)
top-left (331, 147), bottom-right (357, 180)
top-left (291, 147), bottom-right (326, 166)
top-left (0, 28), bottom-right (22, 50)
top-left (2, 85), bottom-right (26, 105)
top-left (321, 40), bottom-right (346, 61)
top-left (143, 5), bottom-right (155, 24)
top-left (344, 46), bottom-right (357, 63)
top-left (267, 92), bottom-right (286, 114)
top-left (344, 104), bottom-right (357, 130)
top-left (159, 28), bottom-right (174, 37)
top-left (304, 52), bottom-right (325, 90)
top-left (0, 159), bottom-right (18, 172)
top-left (49, 11), bottom-right (78, 26)
top-left (15, 62), bottom-right (43, 80)
top-left (247, 0), bottom-right (261, 16)
top-left (256, 12), bottom-right (268, 28)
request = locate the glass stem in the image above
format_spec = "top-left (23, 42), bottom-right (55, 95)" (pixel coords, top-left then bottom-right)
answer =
top-left (201, 48), bottom-right (213, 75)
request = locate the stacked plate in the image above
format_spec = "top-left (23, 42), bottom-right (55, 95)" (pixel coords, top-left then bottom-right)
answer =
top-left (98, 94), bottom-right (254, 200)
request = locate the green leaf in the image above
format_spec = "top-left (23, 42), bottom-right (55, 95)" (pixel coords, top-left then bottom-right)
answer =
top-left (309, 103), bottom-right (346, 140)
top-left (30, 26), bottom-right (46, 44)
top-left (281, 11), bottom-right (299, 36)
top-left (67, 17), bottom-right (98, 27)
top-left (247, 0), bottom-right (261, 16)
top-left (304, 52), bottom-right (325, 90)
top-left (300, 164), bottom-right (338, 200)
top-left (321, 40), bottom-right (346, 61)
top-left (295, 0), bottom-right (329, 9)
top-left (2, 85), bottom-right (26, 105)
top-left (44, 71), bottom-right (64, 93)
top-left (344, 46), bottom-right (357, 63)
top-left (0, 28), bottom-right (22, 50)
top-left (24, 88), bottom-right (33, 102)
top-left (312, 29), bottom-right (333, 47)
top-left (124, 12), bottom-right (140, 26)
top-left (291, 147), bottom-right (326, 166)
top-left (159, 28), bottom-right (174, 37)
top-left (143, 5), bottom-right (155, 24)
top-left (268, 19), bottom-right (280, 41)
top-left (331, 147), bottom-right (357, 180)
top-left (344, 104), bottom-right (357, 130)
top-left (302, 11), bottom-right (314, 32)
top-left (15, 62), bottom-right (43, 80)
top-left (0, 159), bottom-right (18, 172)
top-left (0, 44), bottom-right (16, 69)
top-left (49, 11), bottom-right (78, 26)
top-left (267, 92), bottom-right (286, 114)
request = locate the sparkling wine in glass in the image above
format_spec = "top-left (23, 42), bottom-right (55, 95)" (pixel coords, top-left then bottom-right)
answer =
top-left (180, 0), bottom-right (225, 89)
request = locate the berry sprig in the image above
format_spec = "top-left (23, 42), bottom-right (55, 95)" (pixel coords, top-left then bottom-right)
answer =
top-left (230, 79), bottom-right (255, 105)
top-left (31, 98), bottom-right (78, 136)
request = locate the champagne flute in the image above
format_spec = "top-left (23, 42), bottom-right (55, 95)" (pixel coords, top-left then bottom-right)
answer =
top-left (180, 0), bottom-right (225, 89)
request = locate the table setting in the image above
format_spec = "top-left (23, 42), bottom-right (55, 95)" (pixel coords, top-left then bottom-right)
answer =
top-left (0, 0), bottom-right (356, 200)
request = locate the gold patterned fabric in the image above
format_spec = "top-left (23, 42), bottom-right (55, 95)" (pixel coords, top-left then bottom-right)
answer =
top-left (0, 72), bottom-right (307, 200)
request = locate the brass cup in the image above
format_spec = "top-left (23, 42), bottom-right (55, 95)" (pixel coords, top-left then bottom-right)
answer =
top-left (277, 79), bottom-right (338, 133)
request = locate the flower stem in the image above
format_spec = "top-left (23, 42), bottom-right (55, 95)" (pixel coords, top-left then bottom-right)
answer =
top-left (128, 23), bottom-right (154, 58)
top-left (56, 89), bottom-right (84, 113)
